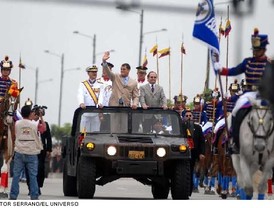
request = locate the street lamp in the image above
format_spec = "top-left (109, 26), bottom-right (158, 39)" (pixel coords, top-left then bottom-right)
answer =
top-left (143, 28), bottom-right (167, 35)
top-left (25, 65), bottom-right (53, 104)
top-left (44, 50), bottom-right (64, 126)
top-left (116, 7), bottom-right (143, 66)
top-left (73, 31), bottom-right (96, 64)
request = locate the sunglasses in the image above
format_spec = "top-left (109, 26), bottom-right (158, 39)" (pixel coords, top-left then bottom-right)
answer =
top-left (185, 115), bottom-right (192, 118)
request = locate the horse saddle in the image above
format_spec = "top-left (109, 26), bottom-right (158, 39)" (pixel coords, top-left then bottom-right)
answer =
top-left (233, 107), bottom-right (252, 149)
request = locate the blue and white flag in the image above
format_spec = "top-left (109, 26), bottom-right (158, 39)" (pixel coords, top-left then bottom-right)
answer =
top-left (193, 0), bottom-right (220, 72)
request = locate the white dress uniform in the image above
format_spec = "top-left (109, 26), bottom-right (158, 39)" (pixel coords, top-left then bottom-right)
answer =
top-left (97, 77), bottom-right (112, 107)
top-left (77, 79), bottom-right (104, 132)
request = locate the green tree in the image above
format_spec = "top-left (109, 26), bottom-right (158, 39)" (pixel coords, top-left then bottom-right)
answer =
top-left (50, 123), bottom-right (72, 142)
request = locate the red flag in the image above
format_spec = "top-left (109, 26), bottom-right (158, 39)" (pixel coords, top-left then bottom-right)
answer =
top-left (158, 47), bottom-right (170, 58)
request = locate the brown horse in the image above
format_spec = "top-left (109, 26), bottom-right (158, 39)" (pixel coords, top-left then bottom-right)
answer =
top-left (214, 126), bottom-right (237, 199)
top-left (0, 83), bottom-right (23, 195)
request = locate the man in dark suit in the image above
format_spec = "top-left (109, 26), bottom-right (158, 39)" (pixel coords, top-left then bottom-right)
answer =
top-left (182, 109), bottom-right (205, 196)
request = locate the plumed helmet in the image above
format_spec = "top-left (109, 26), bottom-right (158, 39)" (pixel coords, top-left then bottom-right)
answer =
top-left (229, 79), bottom-right (240, 92)
top-left (0, 56), bottom-right (13, 70)
top-left (251, 28), bottom-right (269, 50)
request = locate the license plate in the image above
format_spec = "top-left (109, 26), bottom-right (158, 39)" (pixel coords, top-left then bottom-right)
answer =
top-left (128, 150), bottom-right (145, 159)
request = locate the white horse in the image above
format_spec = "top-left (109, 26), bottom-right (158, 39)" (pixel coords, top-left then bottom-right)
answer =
top-left (231, 100), bottom-right (274, 200)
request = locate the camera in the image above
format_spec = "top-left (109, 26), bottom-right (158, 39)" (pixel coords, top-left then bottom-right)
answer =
top-left (118, 98), bottom-right (124, 106)
top-left (32, 105), bottom-right (47, 116)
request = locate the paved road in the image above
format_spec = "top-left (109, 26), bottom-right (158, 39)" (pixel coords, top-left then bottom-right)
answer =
top-left (2, 173), bottom-right (274, 200)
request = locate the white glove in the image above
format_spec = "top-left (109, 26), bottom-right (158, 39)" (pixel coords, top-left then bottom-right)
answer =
top-left (214, 62), bottom-right (222, 72)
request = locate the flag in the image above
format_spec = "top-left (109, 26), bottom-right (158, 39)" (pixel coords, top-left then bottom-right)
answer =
top-left (224, 19), bottom-right (232, 37)
top-left (192, 0), bottom-right (220, 73)
top-left (18, 56), bottom-right (25, 69)
top-left (181, 42), bottom-right (186, 54)
top-left (158, 47), bottom-right (170, 58)
top-left (219, 20), bottom-right (225, 36)
top-left (149, 44), bottom-right (158, 57)
top-left (142, 54), bottom-right (148, 67)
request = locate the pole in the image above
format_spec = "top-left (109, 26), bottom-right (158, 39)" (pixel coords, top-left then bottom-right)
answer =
top-left (35, 67), bottom-right (38, 104)
top-left (204, 49), bottom-right (210, 92)
top-left (168, 49), bottom-right (171, 101)
top-left (180, 48), bottom-right (183, 96)
top-left (225, 5), bottom-right (230, 93)
top-left (58, 53), bottom-right (64, 126)
top-left (93, 34), bottom-right (96, 64)
top-left (139, 9), bottom-right (144, 66)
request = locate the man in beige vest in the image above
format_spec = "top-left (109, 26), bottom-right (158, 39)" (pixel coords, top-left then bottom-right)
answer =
top-left (10, 105), bottom-right (44, 200)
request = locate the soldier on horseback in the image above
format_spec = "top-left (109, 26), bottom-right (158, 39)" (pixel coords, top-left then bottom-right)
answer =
top-left (0, 56), bottom-right (19, 198)
top-left (215, 28), bottom-right (271, 154)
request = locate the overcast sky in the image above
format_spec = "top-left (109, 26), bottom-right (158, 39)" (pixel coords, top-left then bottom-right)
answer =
top-left (0, 0), bottom-right (273, 126)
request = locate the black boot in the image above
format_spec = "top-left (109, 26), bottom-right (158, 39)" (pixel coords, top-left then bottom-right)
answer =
top-left (228, 116), bottom-right (239, 154)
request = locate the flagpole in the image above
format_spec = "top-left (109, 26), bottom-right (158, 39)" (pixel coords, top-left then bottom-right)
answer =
top-left (180, 34), bottom-right (184, 97)
top-left (169, 47), bottom-right (171, 100)
top-left (225, 5), bottom-right (230, 93)
top-left (18, 54), bottom-right (23, 108)
top-left (180, 45), bottom-right (183, 96)
top-left (156, 40), bottom-right (159, 85)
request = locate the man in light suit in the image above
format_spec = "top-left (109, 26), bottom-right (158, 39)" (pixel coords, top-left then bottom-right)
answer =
top-left (139, 71), bottom-right (167, 132)
top-left (102, 51), bottom-right (139, 133)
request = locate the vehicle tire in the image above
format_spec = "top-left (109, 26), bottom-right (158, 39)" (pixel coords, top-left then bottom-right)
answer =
top-left (151, 178), bottom-right (169, 199)
top-left (171, 160), bottom-right (191, 199)
top-left (77, 156), bottom-right (96, 199)
top-left (63, 158), bottom-right (77, 196)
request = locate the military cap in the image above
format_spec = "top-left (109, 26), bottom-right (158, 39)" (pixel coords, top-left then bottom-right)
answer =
top-left (174, 94), bottom-right (187, 103)
top-left (251, 28), bottom-right (269, 50)
top-left (229, 79), bottom-right (240, 92)
top-left (211, 88), bottom-right (221, 99)
top-left (136, 66), bottom-right (148, 73)
top-left (101, 62), bottom-right (114, 68)
top-left (24, 98), bottom-right (33, 107)
top-left (0, 56), bottom-right (13, 70)
top-left (193, 94), bottom-right (202, 104)
top-left (86, 65), bottom-right (98, 72)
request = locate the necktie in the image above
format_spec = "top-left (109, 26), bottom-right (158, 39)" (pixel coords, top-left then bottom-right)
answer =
top-left (151, 84), bottom-right (154, 93)
top-left (123, 77), bottom-right (128, 85)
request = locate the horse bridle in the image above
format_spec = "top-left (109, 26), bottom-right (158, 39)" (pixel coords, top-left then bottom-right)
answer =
top-left (247, 106), bottom-right (274, 140)
top-left (0, 95), bottom-right (17, 119)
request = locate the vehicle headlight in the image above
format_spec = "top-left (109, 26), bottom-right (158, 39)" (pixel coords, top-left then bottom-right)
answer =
top-left (107, 146), bottom-right (117, 156)
top-left (179, 144), bottom-right (187, 152)
top-left (156, 147), bottom-right (166, 157)
top-left (86, 142), bottom-right (95, 150)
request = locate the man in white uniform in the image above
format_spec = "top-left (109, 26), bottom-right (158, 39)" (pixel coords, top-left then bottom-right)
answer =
top-left (77, 65), bottom-right (104, 132)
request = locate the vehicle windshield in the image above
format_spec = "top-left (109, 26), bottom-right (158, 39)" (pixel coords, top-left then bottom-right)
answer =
top-left (77, 108), bottom-right (181, 136)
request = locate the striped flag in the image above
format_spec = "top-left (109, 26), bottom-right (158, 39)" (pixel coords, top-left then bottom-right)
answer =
top-left (224, 19), bottom-right (232, 37)
top-left (158, 47), bottom-right (170, 58)
top-left (181, 43), bottom-right (186, 54)
top-left (142, 54), bottom-right (148, 67)
top-left (219, 20), bottom-right (225, 36)
top-left (149, 44), bottom-right (158, 57)
top-left (18, 56), bottom-right (25, 69)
